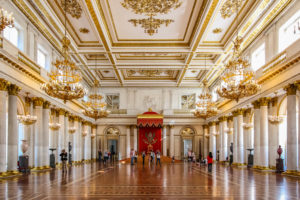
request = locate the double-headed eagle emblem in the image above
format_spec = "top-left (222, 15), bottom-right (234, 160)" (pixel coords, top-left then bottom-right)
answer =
top-left (143, 132), bottom-right (157, 145)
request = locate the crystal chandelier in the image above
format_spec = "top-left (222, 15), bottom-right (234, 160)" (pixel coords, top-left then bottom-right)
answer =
top-left (268, 115), bottom-right (284, 124)
top-left (217, 2), bottom-right (260, 102)
top-left (0, 7), bottom-right (14, 32)
top-left (193, 80), bottom-right (218, 119)
top-left (17, 94), bottom-right (37, 125)
top-left (68, 127), bottom-right (76, 134)
top-left (41, 1), bottom-right (86, 103)
top-left (82, 80), bottom-right (110, 120)
top-left (49, 114), bottom-right (61, 131)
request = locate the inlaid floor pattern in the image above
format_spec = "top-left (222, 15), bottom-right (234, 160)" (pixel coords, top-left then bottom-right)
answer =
top-left (1, 161), bottom-right (300, 199)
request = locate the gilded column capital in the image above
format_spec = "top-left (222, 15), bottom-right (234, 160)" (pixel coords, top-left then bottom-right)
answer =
top-left (202, 124), bottom-right (208, 129)
top-left (208, 121), bottom-right (216, 126)
top-left (259, 97), bottom-right (271, 106)
top-left (243, 108), bottom-right (252, 117)
top-left (7, 84), bottom-right (21, 95)
top-left (92, 124), bottom-right (97, 129)
top-left (25, 96), bottom-right (32, 106)
top-left (284, 83), bottom-right (297, 95)
top-left (232, 108), bottom-right (243, 117)
top-left (74, 116), bottom-right (79, 121)
top-left (270, 97), bottom-right (278, 107)
top-left (0, 78), bottom-right (10, 91)
top-left (32, 97), bottom-right (44, 107)
top-left (169, 125), bottom-right (174, 129)
top-left (58, 108), bottom-right (65, 115)
top-left (50, 108), bottom-right (57, 115)
top-left (295, 80), bottom-right (300, 90)
top-left (126, 125), bottom-right (131, 129)
top-left (251, 100), bottom-right (260, 109)
top-left (64, 111), bottom-right (69, 117)
top-left (218, 116), bottom-right (227, 122)
top-left (68, 115), bottom-right (74, 122)
top-left (43, 101), bottom-right (51, 109)
top-left (227, 116), bottom-right (233, 122)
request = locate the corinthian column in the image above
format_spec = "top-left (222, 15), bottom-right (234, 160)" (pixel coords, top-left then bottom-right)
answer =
top-left (243, 108), bottom-right (252, 164)
top-left (232, 111), bottom-right (238, 164)
top-left (227, 117), bottom-right (233, 157)
top-left (203, 125), bottom-right (209, 158)
top-left (32, 97), bottom-right (44, 169)
top-left (169, 125), bottom-right (175, 157)
top-left (73, 117), bottom-right (79, 162)
top-left (218, 116), bottom-right (228, 161)
top-left (0, 79), bottom-right (9, 175)
top-left (284, 84), bottom-right (298, 172)
top-left (209, 122), bottom-right (216, 159)
top-left (296, 81), bottom-right (300, 172)
top-left (133, 126), bottom-right (137, 151)
top-left (126, 125), bottom-right (130, 158)
top-left (252, 100), bottom-right (260, 167)
top-left (64, 112), bottom-right (69, 152)
top-left (42, 101), bottom-right (50, 168)
top-left (268, 97), bottom-right (279, 168)
top-left (57, 109), bottom-right (65, 163)
top-left (91, 125), bottom-right (97, 160)
top-left (163, 125), bottom-right (167, 156)
top-left (7, 84), bottom-right (21, 173)
top-left (24, 96), bottom-right (34, 168)
top-left (259, 97), bottom-right (270, 169)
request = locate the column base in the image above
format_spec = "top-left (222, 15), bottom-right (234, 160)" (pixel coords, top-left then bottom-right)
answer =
top-left (282, 170), bottom-right (298, 176)
top-left (253, 165), bottom-right (272, 170)
top-left (6, 170), bottom-right (22, 176)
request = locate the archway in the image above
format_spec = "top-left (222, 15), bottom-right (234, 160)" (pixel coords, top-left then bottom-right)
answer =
top-left (180, 126), bottom-right (196, 160)
top-left (104, 126), bottom-right (120, 161)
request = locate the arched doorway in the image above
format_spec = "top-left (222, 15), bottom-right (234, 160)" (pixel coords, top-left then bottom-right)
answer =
top-left (180, 126), bottom-right (196, 160)
top-left (104, 126), bottom-right (120, 161)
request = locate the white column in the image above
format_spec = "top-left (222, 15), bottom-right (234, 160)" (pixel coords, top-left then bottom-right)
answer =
top-left (91, 125), bottom-right (97, 160)
top-left (7, 85), bottom-right (20, 173)
top-left (64, 112), bottom-right (69, 152)
top-left (163, 125), bottom-right (167, 156)
top-left (237, 110), bottom-right (244, 164)
top-left (203, 125), bottom-right (208, 157)
top-left (32, 97), bottom-right (44, 169)
top-left (219, 117), bottom-right (228, 161)
top-left (243, 109), bottom-right (252, 164)
top-left (232, 114), bottom-right (238, 164)
top-left (259, 97), bottom-right (270, 168)
top-left (42, 101), bottom-right (50, 168)
top-left (73, 118), bottom-right (79, 162)
top-left (268, 98), bottom-right (278, 168)
top-left (252, 100), bottom-right (260, 167)
top-left (227, 117), bottom-right (233, 157)
top-left (284, 84), bottom-right (298, 172)
top-left (24, 96), bottom-right (34, 168)
top-left (0, 79), bottom-right (9, 174)
top-left (84, 123), bottom-right (91, 161)
top-left (297, 83), bottom-right (300, 172)
top-left (169, 125), bottom-right (175, 157)
top-left (79, 121), bottom-right (83, 161)
top-left (133, 126), bottom-right (137, 151)
top-left (126, 125), bottom-right (131, 157)
top-left (209, 122), bottom-right (216, 159)
top-left (57, 109), bottom-right (65, 163)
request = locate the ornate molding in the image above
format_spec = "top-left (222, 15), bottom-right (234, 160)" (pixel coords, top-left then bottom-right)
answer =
top-left (43, 101), bottom-right (51, 109)
top-left (0, 78), bottom-right (10, 91)
top-left (284, 83), bottom-right (297, 96)
top-left (251, 100), bottom-right (260, 109)
top-left (8, 84), bottom-right (21, 95)
top-left (32, 97), bottom-right (44, 107)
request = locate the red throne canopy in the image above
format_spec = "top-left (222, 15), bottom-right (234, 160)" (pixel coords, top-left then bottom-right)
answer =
top-left (137, 109), bottom-right (163, 153)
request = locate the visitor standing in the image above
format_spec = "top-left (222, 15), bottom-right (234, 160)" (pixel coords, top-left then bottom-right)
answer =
top-left (150, 151), bottom-right (154, 164)
top-left (60, 149), bottom-right (68, 173)
top-left (98, 149), bottom-right (102, 162)
top-left (156, 151), bottom-right (161, 167)
top-left (192, 152), bottom-right (196, 163)
top-left (142, 151), bottom-right (146, 166)
top-left (207, 152), bottom-right (213, 172)
top-left (135, 151), bottom-right (138, 163)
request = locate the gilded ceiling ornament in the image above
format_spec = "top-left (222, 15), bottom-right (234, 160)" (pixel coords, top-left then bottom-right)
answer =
top-left (139, 70), bottom-right (162, 77)
top-left (79, 28), bottom-right (89, 33)
top-left (220, 0), bottom-right (245, 19)
top-left (121, 0), bottom-right (182, 36)
top-left (60, 0), bottom-right (82, 19)
top-left (213, 28), bottom-right (222, 34)
top-left (103, 70), bottom-right (110, 74)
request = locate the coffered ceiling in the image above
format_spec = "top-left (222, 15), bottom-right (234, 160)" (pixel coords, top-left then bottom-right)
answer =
top-left (12, 0), bottom-right (293, 87)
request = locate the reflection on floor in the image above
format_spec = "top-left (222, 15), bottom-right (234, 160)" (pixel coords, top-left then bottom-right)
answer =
top-left (1, 161), bottom-right (300, 199)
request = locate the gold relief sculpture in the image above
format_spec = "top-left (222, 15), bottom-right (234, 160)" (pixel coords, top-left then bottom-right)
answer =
top-left (127, 70), bottom-right (174, 77)
top-left (79, 28), bottom-right (89, 33)
top-left (220, 0), bottom-right (245, 19)
top-left (139, 70), bottom-right (161, 77)
top-left (121, 0), bottom-right (182, 35)
top-left (181, 127), bottom-right (195, 135)
top-left (60, 0), bottom-right (82, 19)
top-left (106, 127), bottom-right (120, 135)
top-left (212, 28), bottom-right (222, 34)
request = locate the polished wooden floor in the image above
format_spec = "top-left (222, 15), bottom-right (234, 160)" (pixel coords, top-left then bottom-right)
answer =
top-left (1, 161), bottom-right (300, 200)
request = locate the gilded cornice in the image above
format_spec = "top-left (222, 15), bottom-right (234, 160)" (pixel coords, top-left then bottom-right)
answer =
top-left (32, 97), bottom-right (44, 107)
top-left (8, 84), bottom-right (21, 96)
top-left (251, 100), bottom-right (260, 109)
top-left (0, 78), bottom-right (10, 91)
top-left (284, 83), bottom-right (297, 96)
top-left (259, 97), bottom-right (271, 106)
top-left (43, 101), bottom-right (51, 109)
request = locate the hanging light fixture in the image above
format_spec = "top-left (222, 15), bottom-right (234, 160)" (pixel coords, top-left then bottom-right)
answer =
top-left (193, 56), bottom-right (218, 119)
top-left (17, 93), bottom-right (37, 125)
top-left (217, 1), bottom-right (260, 102)
top-left (49, 110), bottom-right (61, 131)
top-left (41, 0), bottom-right (86, 103)
top-left (0, 7), bottom-right (14, 32)
top-left (82, 78), bottom-right (110, 120)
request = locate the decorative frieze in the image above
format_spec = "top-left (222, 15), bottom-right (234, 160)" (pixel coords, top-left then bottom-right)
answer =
top-left (7, 84), bottom-right (21, 95)
top-left (0, 78), bottom-right (9, 91)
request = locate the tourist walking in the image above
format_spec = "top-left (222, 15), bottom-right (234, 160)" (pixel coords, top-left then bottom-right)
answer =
top-left (60, 149), bottom-right (68, 173)
top-left (207, 152), bottom-right (213, 172)
top-left (142, 151), bottom-right (146, 166)
top-left (150, 151), bottom-right (154, 164)
top-left (156, 151), bottom-right (161, 167)
top-left (98, 149), bottom-right (102, 162)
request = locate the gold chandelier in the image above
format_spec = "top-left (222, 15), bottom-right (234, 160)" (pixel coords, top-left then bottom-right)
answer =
top-left (41, 2), bottom-right (86, 103)
top-left (193, 80), bottom-right (218, 119)
top-left (217, 2), bottom-right (259, 102)
top-left (0, 7), bottom-right (14, 32)
top-left (121, 0), bottom-right (182, 36)
top-left (82, 80), bottom-right (110, 120)
top-left (17, 94), bottom-right (37, 125)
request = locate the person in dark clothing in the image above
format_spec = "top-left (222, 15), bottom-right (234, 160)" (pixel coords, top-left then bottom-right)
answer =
top-left (142, 151), bottom-right (146, 166)
top-left (60, 149), bottom-right (68, 173)
top-left (207, 152), bottom-right (213, 172)
top-left (98, 150), bottom-right (102, 162)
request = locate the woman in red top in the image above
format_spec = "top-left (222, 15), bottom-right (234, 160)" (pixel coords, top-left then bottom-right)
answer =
top-left (207, 152), bottom-right (213, 172)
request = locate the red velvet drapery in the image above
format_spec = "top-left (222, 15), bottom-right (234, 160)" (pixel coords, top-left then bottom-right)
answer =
top-left (137, 110), bottom-right (163, 153)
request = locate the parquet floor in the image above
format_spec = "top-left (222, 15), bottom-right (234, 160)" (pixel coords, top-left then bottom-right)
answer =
top-left (0, 161), bottom-right (300, 199)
